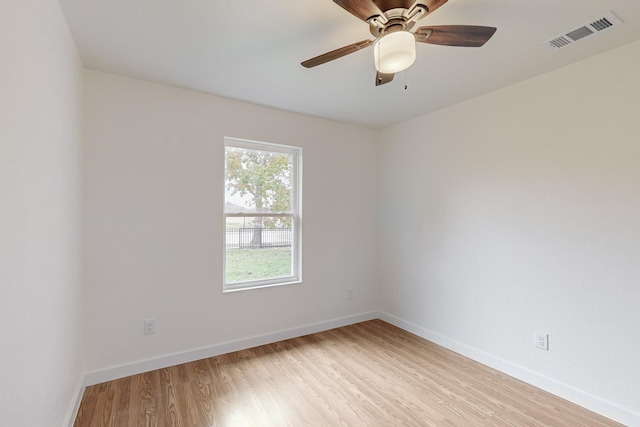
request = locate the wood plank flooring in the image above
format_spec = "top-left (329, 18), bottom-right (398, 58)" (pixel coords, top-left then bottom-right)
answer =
top-left (75, 320), bottom-right (622, 426)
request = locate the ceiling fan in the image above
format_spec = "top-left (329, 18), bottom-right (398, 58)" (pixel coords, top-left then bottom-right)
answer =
top-left (301, 0), bottom-right (497, 86)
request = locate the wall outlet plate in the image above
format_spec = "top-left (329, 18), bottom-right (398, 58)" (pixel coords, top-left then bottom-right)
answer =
top-left (144, 319), bottom-right (156, 335)
top-left (534, 331), bottom-right (548, 350)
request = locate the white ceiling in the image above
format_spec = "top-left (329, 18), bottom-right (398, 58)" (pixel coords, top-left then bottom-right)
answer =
top-left (58, 0), bottom-right (640, 128)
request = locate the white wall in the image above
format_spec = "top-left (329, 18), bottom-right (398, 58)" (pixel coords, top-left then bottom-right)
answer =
top-left (0, 0), bottom-right (84, 425)
top-left (378, 41), bottom-right (640, 424)
top-left (83, 70), bottom-right (379, 374)
top-left (5, 3), bottom-right (636, 422)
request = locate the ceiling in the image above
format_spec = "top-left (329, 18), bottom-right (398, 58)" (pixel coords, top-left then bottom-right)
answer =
top-left (58, 0), bottom-right (640, 128)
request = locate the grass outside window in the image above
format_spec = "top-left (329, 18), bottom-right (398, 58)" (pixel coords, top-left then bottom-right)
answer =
top-left (225, 247), bottom-right (292, 284)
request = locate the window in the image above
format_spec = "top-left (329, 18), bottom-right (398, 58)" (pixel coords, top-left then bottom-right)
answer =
top-left (223, 138), bottom-right (302, 292)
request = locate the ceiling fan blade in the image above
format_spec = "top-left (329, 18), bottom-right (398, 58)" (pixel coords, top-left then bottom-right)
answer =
top-left (375, 71), bottom-right (395, 86)
top-left (373, 0), bottom-right (416, 13)
top-left (415, 25), bottom-right (497, 47)
top-left (301, 39), bottom-right (373, 68)
top-left (333, 0), bottom-right (384, 22)
top-left (421, 0), bottom-right (448, 16)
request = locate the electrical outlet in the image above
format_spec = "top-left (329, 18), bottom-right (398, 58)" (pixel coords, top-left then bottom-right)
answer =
top-left (347, 289), bottom-right (353, 301)
top-left (534, 331), bottom-right (548, 350)
top-left (144, 319), bottom-right (156, 335)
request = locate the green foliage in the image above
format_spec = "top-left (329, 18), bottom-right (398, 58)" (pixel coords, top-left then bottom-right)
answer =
top-left (226, 148), bottom-right (293, 228)
top-left (226, 149), bottom-right (292, 211)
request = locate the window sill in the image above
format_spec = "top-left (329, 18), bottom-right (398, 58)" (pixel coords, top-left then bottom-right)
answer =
top-left (223, 279), bottom-right (302, 293)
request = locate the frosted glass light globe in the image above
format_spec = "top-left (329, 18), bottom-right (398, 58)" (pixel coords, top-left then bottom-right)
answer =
top-left (374, 31), bottom-right (416, 74)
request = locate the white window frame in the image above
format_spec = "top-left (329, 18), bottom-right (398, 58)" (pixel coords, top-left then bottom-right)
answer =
top-left (223, 137), bottom-right (302, 292)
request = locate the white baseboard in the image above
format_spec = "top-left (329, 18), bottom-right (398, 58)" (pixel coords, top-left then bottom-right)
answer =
top-left (379, 311), bottom-right (639, 427)
top-left (65, 376), bottom-right (85, 427)
top-left (84, 311), bottom-right (377, 386)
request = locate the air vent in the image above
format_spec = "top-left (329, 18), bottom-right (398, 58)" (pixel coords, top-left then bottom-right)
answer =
top-left (544, 12), bottom-right (622, 50)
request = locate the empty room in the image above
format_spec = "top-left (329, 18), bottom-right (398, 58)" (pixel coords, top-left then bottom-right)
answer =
top-left (2, 0), bottom-right (639, 426)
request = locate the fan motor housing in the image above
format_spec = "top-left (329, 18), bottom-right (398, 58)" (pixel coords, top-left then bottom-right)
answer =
top-left (368, 4), bottom-right (427, 37)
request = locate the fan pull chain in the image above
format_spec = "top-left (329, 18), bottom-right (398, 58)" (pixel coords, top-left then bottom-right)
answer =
top-left (404, 70), bottom-right (408, 90)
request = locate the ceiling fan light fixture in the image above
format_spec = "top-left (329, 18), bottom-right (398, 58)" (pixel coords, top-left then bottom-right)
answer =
top-left (374, 31), bottom-right (416, 74)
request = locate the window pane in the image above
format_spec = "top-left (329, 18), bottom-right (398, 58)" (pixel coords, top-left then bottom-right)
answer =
top-left (225, 216), bottom-right (293, 284)
top-left (224, 138), bottom-right (301, 291)
top-left (225, 146), bottom-right (293, 214)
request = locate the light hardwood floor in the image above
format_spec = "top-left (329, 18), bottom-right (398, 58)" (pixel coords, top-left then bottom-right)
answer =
top-left (75, 320), bottom-right (622, 426)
